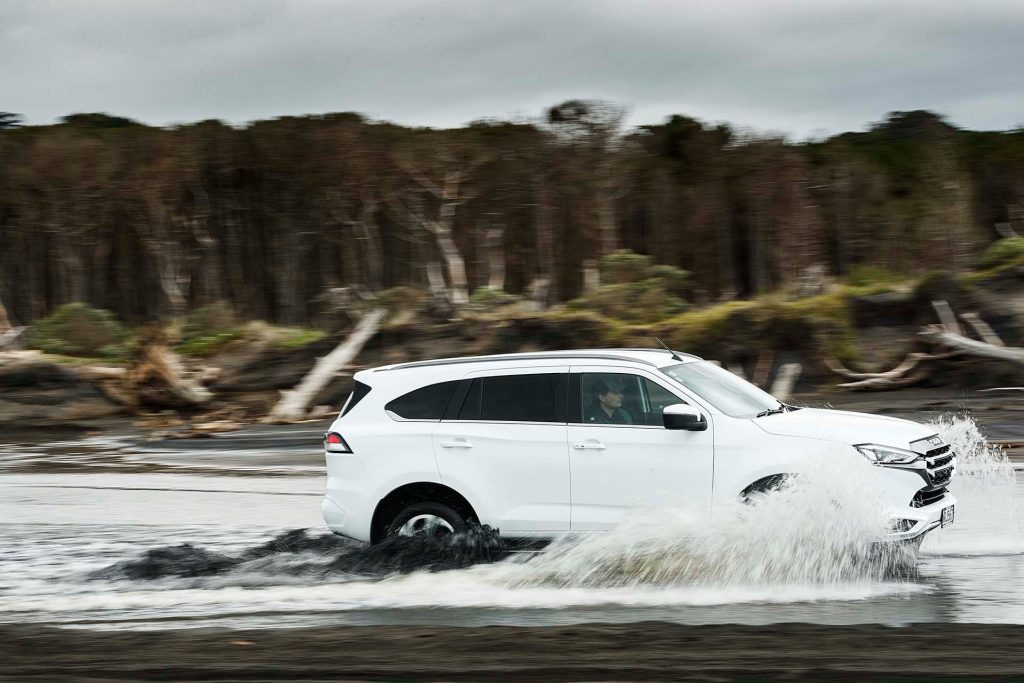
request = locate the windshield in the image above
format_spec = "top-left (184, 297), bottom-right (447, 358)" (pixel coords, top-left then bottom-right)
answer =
top-left (660, 361), bottom-right (780, 417)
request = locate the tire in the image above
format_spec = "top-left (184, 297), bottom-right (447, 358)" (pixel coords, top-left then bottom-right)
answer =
top-left (386, 501), bottom-right (467, 539)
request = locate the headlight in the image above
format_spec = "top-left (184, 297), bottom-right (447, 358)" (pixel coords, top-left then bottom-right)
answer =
top-left (854, 443), bottom-right (920, 465)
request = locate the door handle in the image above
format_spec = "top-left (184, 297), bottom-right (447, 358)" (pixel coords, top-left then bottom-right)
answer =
top-left (573, 442), bottom-right (606, 450)
top-left (440, 439), bottom-right (473, 449)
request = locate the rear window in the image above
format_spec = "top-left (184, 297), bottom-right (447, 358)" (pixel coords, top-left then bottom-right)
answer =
top-left (341, 380), bottom-right (372, 416)
top-left (455, 373), bottom-right (565, 423)
top-left (386, 380), bottom-right (460, 420)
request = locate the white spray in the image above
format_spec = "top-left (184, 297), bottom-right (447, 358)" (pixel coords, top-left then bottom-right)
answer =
top-left (922, 414), bottom-right (1023, 556)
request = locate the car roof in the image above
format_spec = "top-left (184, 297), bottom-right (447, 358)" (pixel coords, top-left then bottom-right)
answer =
top-left (369, 348), bottom-right (702, 374)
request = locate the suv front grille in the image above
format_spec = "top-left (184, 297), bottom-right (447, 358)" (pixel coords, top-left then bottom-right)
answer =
top-left (924, 444), bottom-right (954, 487)
top-left (911, 487), bottom-right (947, 508)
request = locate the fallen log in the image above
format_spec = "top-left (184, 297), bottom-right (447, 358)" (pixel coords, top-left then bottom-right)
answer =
top-left (268, 308), bottom-right (386, 423)
top-left (825, 352), bottom-right (959, 382)
top-left (0, 326), bottom-right (26, 351)
top-left (918, 326), bottom-right (1024, 365)
top-left (960, 312), bottom-right (1005, 347)
top-left (751, 351), bottom-right (775, 389)
top-left (769, 363), bottom-right (802, 401)
top-left (110, 326), bottom-right (215, 410)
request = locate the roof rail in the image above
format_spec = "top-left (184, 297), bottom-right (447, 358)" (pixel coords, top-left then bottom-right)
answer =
top-left (375, 350), bottom-right (684, 372)
top-left (618, 348), bottom-right (703, 361)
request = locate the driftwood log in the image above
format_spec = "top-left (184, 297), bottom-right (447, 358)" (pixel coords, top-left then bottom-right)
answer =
top-left (123, 332), bottom-right (214, 409)
top-left (827, 299), bottom-right (1023, 390)
top-left (269, 307), bottom-right (386, 423)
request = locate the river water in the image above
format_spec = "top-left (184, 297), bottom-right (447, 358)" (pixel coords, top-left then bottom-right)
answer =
top-left (1, 415), bottom-right (1022, 631)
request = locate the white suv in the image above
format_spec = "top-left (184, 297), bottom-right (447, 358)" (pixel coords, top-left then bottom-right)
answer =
top-left (322, 349), bottom-right (955, 545)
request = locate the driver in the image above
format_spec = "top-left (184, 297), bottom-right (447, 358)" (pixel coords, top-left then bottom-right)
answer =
top-left (585, 378), bottom-right (634, 425)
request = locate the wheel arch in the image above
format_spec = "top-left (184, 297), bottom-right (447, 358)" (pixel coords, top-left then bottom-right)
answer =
top-left (739, 473), bottom-right (794, 501)
top-left (370, 482), bottom-right (479, 544)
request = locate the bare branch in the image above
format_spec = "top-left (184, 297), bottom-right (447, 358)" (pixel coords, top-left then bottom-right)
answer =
top-left (961, 312), bottom-right (1005, 347)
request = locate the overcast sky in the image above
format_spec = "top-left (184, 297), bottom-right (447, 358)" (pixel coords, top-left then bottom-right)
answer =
top-left (1, 0), bottom-right (1022, 137)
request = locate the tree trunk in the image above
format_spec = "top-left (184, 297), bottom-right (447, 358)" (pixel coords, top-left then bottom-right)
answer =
top-left (359, 201), bottom-right (384, 291)
top-left (0, 295), bottom-right (10, 332)
top-left (484, 224), bottom-right (505, 291)
top-left (596, 194), bottom-right (618, 257)
top-left (582, 258), bottom-right (600, 294)
top-left (534, 183), bottom-right (557, 305)
top-left (269, 308), bottom-right (386, 423)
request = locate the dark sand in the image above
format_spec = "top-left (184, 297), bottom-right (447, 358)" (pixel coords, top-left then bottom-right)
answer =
top-left (4, 622), bottom-right (1024, 682)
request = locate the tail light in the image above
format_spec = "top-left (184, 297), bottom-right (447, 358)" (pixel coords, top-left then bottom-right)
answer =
top-left (324, 431), bottom-right (352, 453)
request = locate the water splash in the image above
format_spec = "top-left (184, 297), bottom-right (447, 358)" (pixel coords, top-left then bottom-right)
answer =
top-left (90, 526), bottom-right (509, 585)
top-left (922, 414), bottom-right (1023, 556)
top-left (489, 452), bottom-right (907, 591)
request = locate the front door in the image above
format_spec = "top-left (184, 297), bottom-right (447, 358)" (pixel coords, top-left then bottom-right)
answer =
top-left (567, 366), bottom-right (715, 530)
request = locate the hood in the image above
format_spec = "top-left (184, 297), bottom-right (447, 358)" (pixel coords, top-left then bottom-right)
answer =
top-left (752, 407), bottom-right (936, 448)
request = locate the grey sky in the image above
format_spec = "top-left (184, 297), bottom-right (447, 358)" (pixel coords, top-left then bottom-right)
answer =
top-left (1, 0), bottom-right (1022, 137)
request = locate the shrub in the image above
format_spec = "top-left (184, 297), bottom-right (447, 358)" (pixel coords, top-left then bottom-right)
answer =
top-left (568, 250), bottom-right (690, 323)
top-left (972, 237), bottom-right (1024, 271)
top-left (183, 301), bottom-right (237, 340)
top-left (470, 286), bottom-right (522, 308)
top-left (178, 302), bottom-right (241, 357)
top-left (598, 250), bottom-right (654, 284)
top-left (844, 265), bottom-right (901, 288)
top-left (28, 303), bottom-right (126, 357)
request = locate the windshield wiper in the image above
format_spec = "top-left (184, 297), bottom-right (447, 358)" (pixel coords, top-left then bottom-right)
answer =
top-left (756, 402), bottom-right (788, 418)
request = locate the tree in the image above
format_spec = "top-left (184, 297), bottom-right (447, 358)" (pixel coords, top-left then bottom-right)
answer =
top-left (59, 112), bottom-right (143, 129)
top-left (0, 112), bottom-right (23, 130)
top-left (546, 100), bottom-right (635, 292)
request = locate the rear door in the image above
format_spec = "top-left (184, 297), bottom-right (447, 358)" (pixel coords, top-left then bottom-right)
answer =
top-left (432, 366), bottom-right (570, 534)
top-left (567, 365), bottom-right (714, 530)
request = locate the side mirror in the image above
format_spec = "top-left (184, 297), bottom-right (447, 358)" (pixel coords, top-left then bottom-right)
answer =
top-left (663, 403), bottom-right (708, 431)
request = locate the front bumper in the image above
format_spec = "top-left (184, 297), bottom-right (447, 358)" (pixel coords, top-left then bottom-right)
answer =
top-left (886, 489), bottom-right (957, 542)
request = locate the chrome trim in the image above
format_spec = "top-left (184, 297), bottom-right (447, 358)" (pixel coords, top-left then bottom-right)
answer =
top-left (439, 419), bottom-right (570, 426)
top-left (926, 452), bottom-right (954, 466)
top-left (384, 410), bottom-right (442, 423)
top-left (909, 434), bottom-right (945, 455)
top-left (569, 423), bottom-right (664, 430)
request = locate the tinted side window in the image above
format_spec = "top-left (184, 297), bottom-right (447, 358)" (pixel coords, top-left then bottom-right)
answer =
top-left (341, 381), bottom-right (372, 416)
top-left (385, 380), bottom-right (459, 420)
top-left (455, 374), bottom-right (565, 423)
top-left (577, 372), bottom-right (684, 426)
top-left (645, 379), bottom-right (682, 412)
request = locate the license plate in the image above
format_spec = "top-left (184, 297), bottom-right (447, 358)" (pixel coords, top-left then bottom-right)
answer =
top-left (941, 505), bottom-right (955, 528)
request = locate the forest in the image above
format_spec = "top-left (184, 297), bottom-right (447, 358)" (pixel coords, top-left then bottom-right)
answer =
top-left (1, 103), bottom-right (1023, 328)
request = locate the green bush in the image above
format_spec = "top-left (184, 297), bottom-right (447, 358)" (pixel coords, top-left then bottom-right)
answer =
top-left (844, 265), bottom-right (901, 288)
top-left (598, 250), bottom-right (654, 284)
top-left (28, 303), bottom-right (126, 357)
top-left (176, 331), bottom-right (240, 357)
top-left (183, 301), bottom-right (237, 340)
top-left (972, 237), bottom-right (1024, 271)
top-left (470, 286), bottom-right (523, 308)
top-left (178, 302), bottom-right (241, 356)
top-left (568, 250), bottom-right (690, 323)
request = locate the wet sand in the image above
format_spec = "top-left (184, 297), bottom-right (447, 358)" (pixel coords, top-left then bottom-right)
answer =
top-left (4, 621), bottom-right (1024, 681)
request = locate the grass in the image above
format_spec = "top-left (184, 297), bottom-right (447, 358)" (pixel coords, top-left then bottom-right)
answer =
top-left (272, 327), bottom-right (326, 349)
top-left (963, 254), bottom-right (1024, 284)
top-left (175, 323), bottom-right (326, 357)
top-left (175, 331), bottom-right (243, 357)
